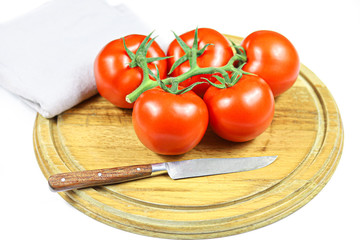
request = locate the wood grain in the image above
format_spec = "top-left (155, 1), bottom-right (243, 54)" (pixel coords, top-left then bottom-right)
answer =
top-left (48, 164), bottom-right (153, 192)
top-left (33, 35), bottom-right (343, 239)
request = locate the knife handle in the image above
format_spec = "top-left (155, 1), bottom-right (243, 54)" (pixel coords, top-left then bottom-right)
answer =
top-left (48, 164), bottom-right (153, 192)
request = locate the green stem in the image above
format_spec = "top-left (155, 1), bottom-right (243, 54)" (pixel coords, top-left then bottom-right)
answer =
top-left (136, 56), bottom-right (149, 76)
top-left (188, 48), bottom-right (198, 69)
top-left (126, 64), bottom-right (232, 103)
top-left (125, 41), bottom-right (249, 103)
top-left (125, 80), bottom-right (157, 103)
top-left (126, 56), bottom-right (155, 103)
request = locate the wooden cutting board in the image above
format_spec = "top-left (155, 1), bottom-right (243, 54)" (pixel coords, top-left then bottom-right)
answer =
top-left (33, 35), bottom-right (343, 239)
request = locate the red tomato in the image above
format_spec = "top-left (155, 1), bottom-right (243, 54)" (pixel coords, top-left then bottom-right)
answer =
top-left (167, 28), bottom-right (234, 97)
top-left (132, 87), bottom-right (208, 155)
top-left (241, 30), bottom-right (300, 97)
top-left (203, 75), bottom-right (274, 142)
top-left (94, 35), bottom-right (167, 108)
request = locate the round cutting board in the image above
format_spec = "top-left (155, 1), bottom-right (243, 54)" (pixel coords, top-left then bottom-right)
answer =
top-left (33, 35), bottom-right (343, 239)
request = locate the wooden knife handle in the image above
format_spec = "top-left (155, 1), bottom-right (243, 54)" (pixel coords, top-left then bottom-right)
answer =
top-left (48, 164), bottom-right (153, 192)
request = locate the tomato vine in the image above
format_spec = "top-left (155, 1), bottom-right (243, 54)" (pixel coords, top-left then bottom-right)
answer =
top-left (124, 28), bottom-right (252, 103)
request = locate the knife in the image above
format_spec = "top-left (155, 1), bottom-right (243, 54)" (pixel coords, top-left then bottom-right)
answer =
top-left (48, 156), bottom-right (277, 192)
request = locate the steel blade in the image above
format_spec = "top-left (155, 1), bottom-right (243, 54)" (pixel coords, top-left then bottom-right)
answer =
top-left (165, 156), bottom-right (277, 180)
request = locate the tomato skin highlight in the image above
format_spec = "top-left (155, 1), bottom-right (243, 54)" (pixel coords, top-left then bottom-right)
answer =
top-left (167, 28), bottom-right (234, 97)
top-left (203, 75), bottom-right (274, 142)
top-left (241, 30), bottom-right (300, 97)
top-left (132, 88), bottom-right (209, 155)
top-left (94, 35), bottom-right (167, 108)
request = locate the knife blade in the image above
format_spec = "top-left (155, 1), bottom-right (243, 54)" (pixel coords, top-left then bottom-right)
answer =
top-left (48, 156), bottom-right (277, 192)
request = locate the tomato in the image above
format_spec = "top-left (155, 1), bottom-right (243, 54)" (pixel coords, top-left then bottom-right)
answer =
top-left (94, 34), bottom-right (167, 108)
top-left (167, 28), bottom-right (234, 97)
top-left (241, 30), bottom-right (300, 97)
top-left (203, 75), bottom-right (274, 142)
top-left (132, 87), bottom-right (208, 155)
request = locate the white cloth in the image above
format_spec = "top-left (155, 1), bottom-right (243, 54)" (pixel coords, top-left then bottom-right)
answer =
top-left (0, 0), bottom-right (149, 118)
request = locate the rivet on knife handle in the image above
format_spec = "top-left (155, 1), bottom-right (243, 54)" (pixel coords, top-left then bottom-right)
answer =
top-left (48, 164), bottom-right (153, 192)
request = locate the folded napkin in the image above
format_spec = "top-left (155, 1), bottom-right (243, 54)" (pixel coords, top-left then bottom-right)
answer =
top-left (0, 0), bottom-right (150, 118)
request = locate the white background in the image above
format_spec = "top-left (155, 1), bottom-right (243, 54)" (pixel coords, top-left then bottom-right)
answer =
top-left (0, 0), bottom-right (359, 239)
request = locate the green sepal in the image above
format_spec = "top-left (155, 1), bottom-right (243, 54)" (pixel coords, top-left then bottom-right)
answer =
top-left (228, 62), bottom-right (257, 86)
top-left (147, 55), bottom-right (173, 79)
top-left (167, 28), bottom-right (213, 75)
top-left (229, 39), bottom-right (245, 55)
top-left (136, 30), bottom-right (154, 56)
top-left (242, 71), bottom-right (256, 76)
top-left (155, 64), bottom-right (170, 90)
top-left (229, 40), bottom-right (247, 65)
top-left (147, 66), bottom-right (157, 79)
top-left (156, 77), bottom-right (170, 92)
top-left (126, 31), bottom-right (158, 68)
top-left (229, 72), bottom-right (242, 86)
top-left (144, 34), bottom-right (157, 54)
top-left (229, 39), bottom-right (236, 47)
top-left (236, 62), bottom-right (255, 76)
top-left (157, 75), bottom-right (206, 95)
top-left (122, 37), bottom-right (135, 60)
top-left (172, 30), bottom-right (191, 52)
top-left (153, 64), bottom-right (161, 80)
top-left (214, 75), bottom-right (230, 88)
top-left (157, 78), bottom-right (180, 95)
top-left (154, 64), bottom-right (179, 94)
top-left (176, 81), bottom-right (206, 94)
top-left (197, 43), bottom-right (213, 56)
top-left (200, 77), bottom-right (227, 89)
top-left (168, 54), bottom-right (188, 75)
top-left (192, 27), bottom-right (199, 49)
top-left (146, 56), bottom-right (173, 63)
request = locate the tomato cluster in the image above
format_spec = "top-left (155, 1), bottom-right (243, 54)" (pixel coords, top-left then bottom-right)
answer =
top-left (94, 28), bottom-right (300, 155)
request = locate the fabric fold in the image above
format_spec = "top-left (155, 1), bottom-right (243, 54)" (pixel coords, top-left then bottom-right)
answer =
top-left (0, 0), bottom-right (150, 118)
